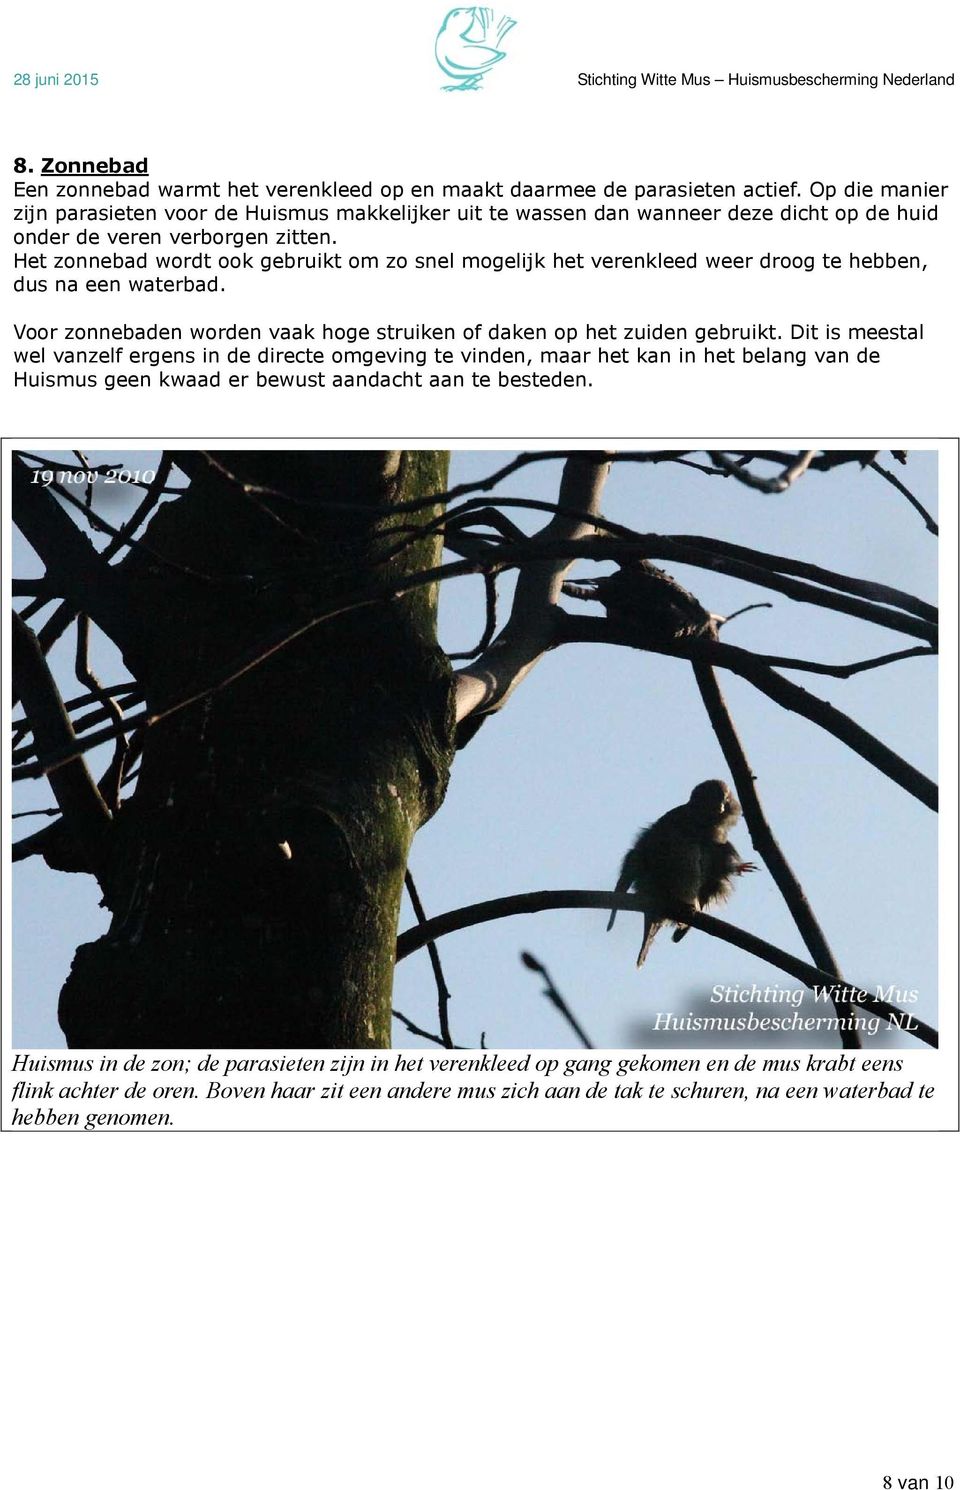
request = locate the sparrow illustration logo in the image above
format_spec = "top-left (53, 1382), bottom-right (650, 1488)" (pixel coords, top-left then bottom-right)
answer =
top-left (435, 8), bottom-right (516, 91)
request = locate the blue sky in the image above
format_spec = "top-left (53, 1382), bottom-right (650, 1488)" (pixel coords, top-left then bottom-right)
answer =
top-left (12, 448), bottom-right (939, 1051)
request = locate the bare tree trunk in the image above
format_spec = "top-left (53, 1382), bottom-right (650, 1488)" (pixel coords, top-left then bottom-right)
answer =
top-left (58, 451), bottom-right (455, 1048)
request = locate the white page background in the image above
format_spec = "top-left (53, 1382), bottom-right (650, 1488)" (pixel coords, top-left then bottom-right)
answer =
top-left (3, 3), bottom-right (957, 1486)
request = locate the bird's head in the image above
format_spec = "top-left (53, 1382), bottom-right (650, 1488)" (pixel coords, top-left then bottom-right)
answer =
top-left (687, 779), bottom-right (740, 825)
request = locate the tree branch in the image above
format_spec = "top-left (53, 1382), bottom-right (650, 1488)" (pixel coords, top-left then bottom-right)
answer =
top-left (706, 642), bottom-right (937, 811)
top-left (453, 453), bottom-right (612, 723)
top-left (17, 454), bottom-right (175, 653)
top-left (557, 617), bottom-right (937, 810)
top-left (427, 512), bottom-right (938, 639)
top-left (692, 662), bottom-right (858, 1047)
top-left (708, 449), bottom-right (817, 492)
top-left (75, 614), bottom-right (127, 812)
top-left (14, 525), bottom-right (936, 789)
top-left (386, 482), bottom-right (936, 623)
top-left (12, 611), bottom-right (112, 882)
top-left (711, 449), bottom-right (938, 535)
top-left (395, 891), bottom-right (938, 1047)
top-left (13, 822), bottom-right (61, 862)
top-left (663, 531), bottom-right (936, 624)
top-left (11, 455), bottom-right (143, 663)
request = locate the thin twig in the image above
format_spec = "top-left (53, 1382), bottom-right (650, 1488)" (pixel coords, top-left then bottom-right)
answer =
top-left (520, 951), bottom-right (594, 1047)
top-left (392, 1009), bottom-right (462, 1048)
top-left (195, 451), bottom-right (321, 547)
top-left (61, 681), bottom-right (143, 713)
top-left (716, 603), bottom-right (773, 627)
top-left (446, 571), bottom-right (499, 661)
top-left (868, 459), bottom-right (939, 535)
top-left (749, 645), bottom-right (933, 679)
top-left (72, 449), bottom-right (95, 508)
top-left (404, 870), bottom-right (454, 1048)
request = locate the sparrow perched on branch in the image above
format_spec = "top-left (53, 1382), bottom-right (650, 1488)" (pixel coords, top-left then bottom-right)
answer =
top-left (563, 557), bottom-right (717, 644)
top-left (608, 779), bottom-right (758, 967)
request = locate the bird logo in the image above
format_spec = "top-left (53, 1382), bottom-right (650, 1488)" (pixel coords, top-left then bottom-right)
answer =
top-left (435, 8), bottom-right (516, 91)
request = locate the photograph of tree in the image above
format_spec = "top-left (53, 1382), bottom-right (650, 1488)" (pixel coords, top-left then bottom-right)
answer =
top-left (11, 449), bottom-right (938, 1052)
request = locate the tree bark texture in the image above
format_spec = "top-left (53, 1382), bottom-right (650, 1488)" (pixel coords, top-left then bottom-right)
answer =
top-left (58, 451), bottom-right (455, 1048)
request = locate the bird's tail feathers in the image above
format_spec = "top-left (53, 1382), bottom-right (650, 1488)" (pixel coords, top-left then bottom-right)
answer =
top-left (493, 12), bottom-right (517, 44)
top-left (636, 915), bottom-right (664, 968)
top-left (607, 869), bottom-right (633, 931)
